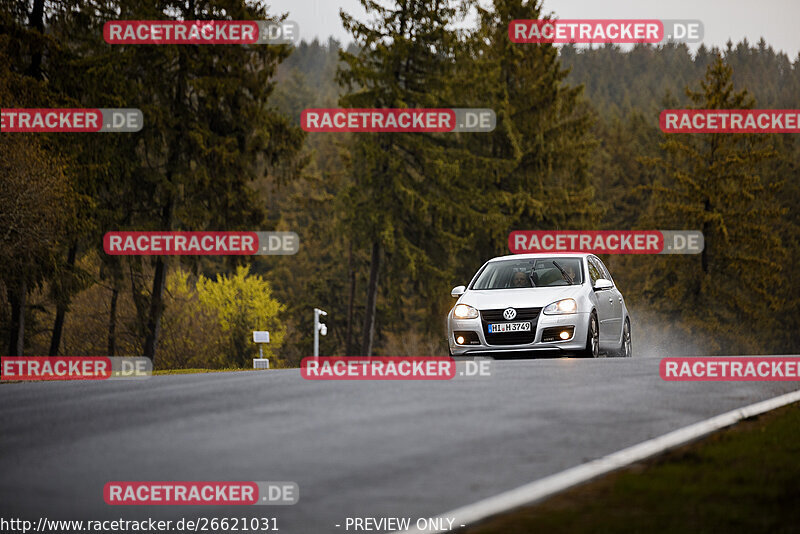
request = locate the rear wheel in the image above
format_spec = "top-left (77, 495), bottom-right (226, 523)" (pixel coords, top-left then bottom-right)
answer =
top-left (579, 312), bottom-right (599, 358)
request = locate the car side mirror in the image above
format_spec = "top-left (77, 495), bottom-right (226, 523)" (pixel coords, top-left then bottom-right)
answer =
top-left (593, 278), bottom-right (613, 291)
top-left (451, 285), bottom-right (466, 298)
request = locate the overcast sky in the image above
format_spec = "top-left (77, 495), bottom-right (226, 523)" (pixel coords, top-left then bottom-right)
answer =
top-left (266, 0), bottom-right (800, 58)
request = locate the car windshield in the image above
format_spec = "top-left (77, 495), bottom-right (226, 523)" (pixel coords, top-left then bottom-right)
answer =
top-left (471, 258), bottom-right (584, 290)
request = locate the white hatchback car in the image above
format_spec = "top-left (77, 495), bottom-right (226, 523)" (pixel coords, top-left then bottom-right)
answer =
top-left (447, 253), bottom-right (631, 358)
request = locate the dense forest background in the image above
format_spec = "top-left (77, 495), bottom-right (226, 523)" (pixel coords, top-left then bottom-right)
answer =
top-left (2, 0), bottom-right (798, 367)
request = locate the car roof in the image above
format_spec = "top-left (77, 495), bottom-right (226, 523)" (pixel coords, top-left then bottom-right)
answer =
top-left (487, 253), bottom-right (591, 262)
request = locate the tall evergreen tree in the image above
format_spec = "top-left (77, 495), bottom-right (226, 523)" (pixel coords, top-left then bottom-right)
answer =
top-left (639, 55), bottom-right (786, 353)
top-left (453, 0), bottom-right (598, 271)
top-left (337, 0), bottom-right (473, 355)
top-left (99, 0), bottom-right (305, 361)
top-left (44, 0), bottom-right (142, 356)
top-left (0, 0), bottom-right (83, 356)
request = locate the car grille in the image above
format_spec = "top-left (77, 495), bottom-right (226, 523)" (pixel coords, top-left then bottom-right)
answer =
top-left (480, 307), bottom-right (541, 345)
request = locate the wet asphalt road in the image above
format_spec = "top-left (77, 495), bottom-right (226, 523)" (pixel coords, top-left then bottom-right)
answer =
top-left (1, 355), bottom-right (798, 533)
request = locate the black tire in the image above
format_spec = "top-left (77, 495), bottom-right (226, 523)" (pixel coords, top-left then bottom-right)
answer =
top-left (612, 318), bottom-right (632, 358)
top-left (579, 312), bottom-right (599, 358)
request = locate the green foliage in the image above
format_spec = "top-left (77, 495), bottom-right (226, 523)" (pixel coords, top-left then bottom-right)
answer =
top-left (197, 265), bottom-right (286, 366)
top-left (263, 132), bottom-right (362, 362)
top-left (265, 12), bottom-right (800, 358)
top-left (336, 0), bottom-right (483, 351)
top-left (560, 40), bottom-right (800, 119)
top-left (566, 40), bottom-right (800, 355)
top-left (628, 56), bottom-right (787, 353)
top-left (4, 0), bottom-right (800, 361)
top-left (0, 134), bottom-right (74, 290)
top-left (272, 37), bottom-right (343, 122)
top-left (331, 0), bottom-right (600, 352)
top-left (457, 0), bottom-right (599, 258)
top-left (160, 266), bottom-right (286, 369)
top-left (159, 269), bottom-right (222, 369)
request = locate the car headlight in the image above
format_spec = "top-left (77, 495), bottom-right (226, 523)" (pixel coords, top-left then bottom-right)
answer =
top-left (453, 304), bottom-right (479, 319)
top-left (543, 298), bottom-right (577, 315)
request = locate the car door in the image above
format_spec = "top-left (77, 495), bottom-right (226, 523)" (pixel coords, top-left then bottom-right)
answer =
top-left (594, 257), bottom-right (624, 345)
top-left (588, 257), bottom-right (615, 345)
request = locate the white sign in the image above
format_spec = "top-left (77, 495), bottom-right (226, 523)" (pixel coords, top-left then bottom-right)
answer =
top-left (253, 331), bottom-right (270, 343)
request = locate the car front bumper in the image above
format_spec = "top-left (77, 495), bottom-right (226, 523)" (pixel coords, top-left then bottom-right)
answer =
top-left (447, 311), bottom-right (591, 356)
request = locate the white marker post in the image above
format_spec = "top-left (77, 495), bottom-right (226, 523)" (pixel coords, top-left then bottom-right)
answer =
top-left (253, 331), bottom-right (270, 369)
top-left (313, 308), bottom-right (327, 358)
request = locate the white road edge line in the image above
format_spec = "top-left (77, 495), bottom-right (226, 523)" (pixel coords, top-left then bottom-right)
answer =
top-left (397, 388), bottom-right (800, 534)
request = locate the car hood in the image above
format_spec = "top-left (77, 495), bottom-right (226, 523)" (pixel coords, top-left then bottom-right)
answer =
top-left (459, 285), bottom-right (585, 310)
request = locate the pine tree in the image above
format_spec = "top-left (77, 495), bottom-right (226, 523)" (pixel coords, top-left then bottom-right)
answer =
top-left (337, 0), bottom-right (473, 355)
top-left (102, 0), bottom-right (305, 361)
top-left (0, 0), bottom-right (83, 356)
top-left (640, 55), bottom-right (786, 353)
top-left (453, 0), bottom-right (598, 270)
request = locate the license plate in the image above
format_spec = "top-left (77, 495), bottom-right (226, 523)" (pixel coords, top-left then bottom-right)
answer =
top-left (488, 321), bottom-right (531, 333)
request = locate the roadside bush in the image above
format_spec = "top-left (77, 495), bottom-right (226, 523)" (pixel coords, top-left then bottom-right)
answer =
top-left (160, 265), bottom-right (286, 369)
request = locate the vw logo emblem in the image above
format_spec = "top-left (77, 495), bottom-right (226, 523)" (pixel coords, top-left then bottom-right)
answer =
top-left (503, 308), bottom-right (517, 320)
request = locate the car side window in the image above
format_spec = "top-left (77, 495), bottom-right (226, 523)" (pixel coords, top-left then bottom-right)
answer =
top-left (586, 259), bottom-right (601, 283)
top-left (590, 258), bottom-right (609, 285)
top-left (596, 258), bottom-right (614, 284)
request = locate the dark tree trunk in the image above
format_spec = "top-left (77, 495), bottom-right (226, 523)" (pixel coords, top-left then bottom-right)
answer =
top-left (26, 0), bottom-right (45, 79)
top-left (360, 241), bottom-right (380, 357)
top-left (143, 199), bottom-right (173, 361)
top-left (701, 198), bottom-right (710, 275)
top-left (107, 286), bottom-right (119, 356)
top-left (345, 242), bottom-right (356, 355)
top-left (143, 256), bottom-right (167, 361)
top-left (7, 279), bottom-right (27, 356)
top-left (129, 257), bottom-right (149, 342)
top-left (49, 243), bottom-right (77, 356)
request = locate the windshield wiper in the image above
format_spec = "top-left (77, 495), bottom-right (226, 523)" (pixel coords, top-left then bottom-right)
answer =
top-left (552, 261), bottom-right (573, 284)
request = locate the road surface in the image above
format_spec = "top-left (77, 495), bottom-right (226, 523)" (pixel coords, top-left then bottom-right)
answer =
top-left (1, 355), bottom-right (797, 533)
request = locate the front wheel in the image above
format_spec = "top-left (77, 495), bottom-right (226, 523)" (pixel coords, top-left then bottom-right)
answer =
top-left (612, 318), bottom-right (632, 358)
top-left (579, 313), bottom-right (599, 358)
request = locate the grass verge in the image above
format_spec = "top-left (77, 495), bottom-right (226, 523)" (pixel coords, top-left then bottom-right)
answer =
top-left (463, 401), bottom-right (800, 534)
top-left (152, 367), bottom-right (252, 375)
top-left (1, 366), bottom-right (266, 383)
